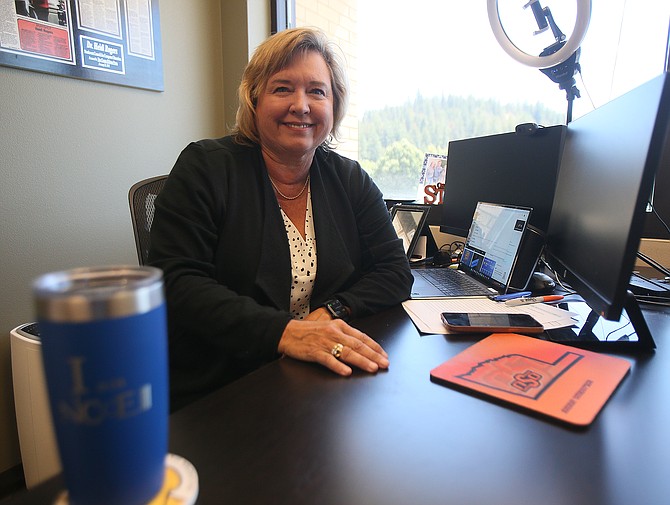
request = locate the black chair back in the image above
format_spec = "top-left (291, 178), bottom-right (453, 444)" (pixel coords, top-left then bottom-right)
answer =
top-left (128, 175), bottom-right (167, 265)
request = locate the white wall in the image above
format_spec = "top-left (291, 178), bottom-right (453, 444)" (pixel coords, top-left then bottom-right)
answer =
top-left (0, 0), bottom-right (268, 477)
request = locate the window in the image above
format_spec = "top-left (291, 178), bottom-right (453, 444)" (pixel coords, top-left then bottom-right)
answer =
top-left (293, 1), bottom-right (670, 199)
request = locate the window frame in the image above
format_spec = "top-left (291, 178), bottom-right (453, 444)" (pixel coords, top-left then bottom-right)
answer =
top-left (271, 0), bottom-right (295, 34)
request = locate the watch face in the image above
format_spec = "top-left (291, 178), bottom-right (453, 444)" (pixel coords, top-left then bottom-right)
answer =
top-left (326, 299), bottom-right (347, 320)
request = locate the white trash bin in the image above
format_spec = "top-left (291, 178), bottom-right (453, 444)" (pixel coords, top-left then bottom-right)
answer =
top-left (10, 322), bottom-right (61, 489)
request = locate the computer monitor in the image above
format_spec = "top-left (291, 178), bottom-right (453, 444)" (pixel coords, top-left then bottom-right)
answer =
top-left (544, 73), bottom-right (670, 342)
top-left (440, 125), bottom-right (566, 238)
top-left (440, 125), bottom-right (566, 290)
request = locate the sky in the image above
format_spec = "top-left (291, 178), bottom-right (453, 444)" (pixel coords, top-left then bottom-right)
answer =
top-left (357, 0), bottom-right (669, 118)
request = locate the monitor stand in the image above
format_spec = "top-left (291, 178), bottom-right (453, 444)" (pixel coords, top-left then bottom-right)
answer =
top-left (617, 291), bottom-right (656, 351)
top-left (544, 291), bottom-right (656, 352)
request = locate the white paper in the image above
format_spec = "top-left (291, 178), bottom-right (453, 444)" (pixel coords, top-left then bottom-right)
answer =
top-left (402, 298), bottom-right (576, 334)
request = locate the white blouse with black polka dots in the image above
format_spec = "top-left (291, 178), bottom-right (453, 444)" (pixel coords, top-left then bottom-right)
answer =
top-left (279, 186), bottom-right (317, 320)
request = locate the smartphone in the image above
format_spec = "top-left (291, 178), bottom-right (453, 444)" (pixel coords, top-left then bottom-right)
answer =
top-left (441, 312), bottom-right (544, 334)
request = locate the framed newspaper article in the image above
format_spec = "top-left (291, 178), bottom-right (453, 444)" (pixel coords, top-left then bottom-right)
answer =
top-left (1, 0), bottom-right (163, 91)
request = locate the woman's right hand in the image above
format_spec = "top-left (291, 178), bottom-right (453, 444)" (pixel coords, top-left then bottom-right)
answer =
top-left (277, 316), bottom-right (389, 376)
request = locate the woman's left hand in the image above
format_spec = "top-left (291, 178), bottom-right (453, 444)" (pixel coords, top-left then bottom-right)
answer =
top-left (277, 310), bottom-right (389, 376)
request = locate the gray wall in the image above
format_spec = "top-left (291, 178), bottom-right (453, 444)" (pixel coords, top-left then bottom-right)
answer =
top-left (0, 0), bottom-right (268, 476)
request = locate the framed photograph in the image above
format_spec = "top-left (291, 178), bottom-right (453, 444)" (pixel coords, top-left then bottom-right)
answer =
top-left (417, 153), bottom-right (448, 204)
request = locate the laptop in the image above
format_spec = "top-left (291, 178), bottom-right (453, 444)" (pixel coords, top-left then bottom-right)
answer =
top-left (409, 201), bottom-right (532, 299)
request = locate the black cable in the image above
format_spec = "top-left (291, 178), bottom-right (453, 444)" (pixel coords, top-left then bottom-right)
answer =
top-left (636, 251), bottom-right (670, 278)
top-left (537, 255), bottom-right (577, 295)
top-left (605, 318), bottom-right (632, 342)
top-left (634, 295), bottom-right (670, 308)
top-left (651, 204), bottom-right (670, 235)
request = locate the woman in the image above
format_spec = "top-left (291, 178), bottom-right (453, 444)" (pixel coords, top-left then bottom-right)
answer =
top-left (149, 27), bottom-right (412, 411)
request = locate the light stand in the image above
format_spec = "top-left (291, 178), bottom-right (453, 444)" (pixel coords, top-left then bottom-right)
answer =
top-left (530, 2), bottom-right (582, 123)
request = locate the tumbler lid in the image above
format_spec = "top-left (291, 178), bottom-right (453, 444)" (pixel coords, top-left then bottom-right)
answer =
top-left (33, 266), bottom-right (164, 323)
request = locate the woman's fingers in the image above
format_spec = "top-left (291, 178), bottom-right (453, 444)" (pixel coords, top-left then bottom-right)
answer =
top-left (336, 332), bottom-right (389, 371)
top-left (278, 319), bottom-right (389, 375)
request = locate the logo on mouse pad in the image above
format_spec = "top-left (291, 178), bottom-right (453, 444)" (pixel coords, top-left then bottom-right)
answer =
top-left (456, 351), bottom-right (583, 400)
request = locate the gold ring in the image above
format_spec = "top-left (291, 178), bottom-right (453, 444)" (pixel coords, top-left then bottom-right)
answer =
top-left (331, 343), bottom-right (344, 359)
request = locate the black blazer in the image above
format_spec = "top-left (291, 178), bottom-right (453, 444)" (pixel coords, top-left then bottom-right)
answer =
top-left (149, 136), bottom-right (412, 409)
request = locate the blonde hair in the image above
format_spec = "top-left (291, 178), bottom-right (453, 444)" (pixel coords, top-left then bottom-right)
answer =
top-left (233, 27), bottom-right (349, 148)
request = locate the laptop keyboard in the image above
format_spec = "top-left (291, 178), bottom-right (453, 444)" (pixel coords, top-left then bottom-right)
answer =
top-left (413, 268), bottom-right (494, 296)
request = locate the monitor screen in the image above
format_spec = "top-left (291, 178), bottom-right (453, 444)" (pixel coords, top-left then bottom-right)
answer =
top-left (545, 73), bottom-right (670, 321)
top-left (440, 125), bottom-right (566, 237)
top-left (459, 202), bottom-right (531, 289)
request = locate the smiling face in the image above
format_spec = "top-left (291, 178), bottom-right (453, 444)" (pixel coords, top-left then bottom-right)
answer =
top-left (255, 51), bottom-right (334, 165)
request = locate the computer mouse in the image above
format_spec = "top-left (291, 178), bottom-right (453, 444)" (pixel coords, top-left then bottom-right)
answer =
top-left (529, 271), bottom-right (556, 294)
top-left (431, 249), bottom-right (456, 266)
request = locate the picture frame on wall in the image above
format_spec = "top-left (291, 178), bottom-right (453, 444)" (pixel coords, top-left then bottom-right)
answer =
top-left (0, 0), bottom-right (163, 91)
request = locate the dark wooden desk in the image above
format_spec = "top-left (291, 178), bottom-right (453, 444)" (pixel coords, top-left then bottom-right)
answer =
top-left (5, 305), bottom-right (670, 505)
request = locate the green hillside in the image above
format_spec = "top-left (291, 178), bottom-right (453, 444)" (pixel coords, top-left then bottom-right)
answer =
top-left (359, 94), bottom-right (564, 199)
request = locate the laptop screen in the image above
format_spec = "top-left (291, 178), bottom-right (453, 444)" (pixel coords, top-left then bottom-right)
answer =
top-left (460, 202), bottom-right (531, 288)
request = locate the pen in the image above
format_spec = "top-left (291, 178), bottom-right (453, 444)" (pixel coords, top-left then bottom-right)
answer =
top-left (505, 295), bottom-right (564, 306)
top-left (490, 291), bottom-right (532, 302)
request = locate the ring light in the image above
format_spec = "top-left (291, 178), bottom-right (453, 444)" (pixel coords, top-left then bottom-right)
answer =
top-left (487, 0), bottom-right (591, 69)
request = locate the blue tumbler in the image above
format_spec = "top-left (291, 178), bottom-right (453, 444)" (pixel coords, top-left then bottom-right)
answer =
top-left (33, 266), bottom-right (168, 505)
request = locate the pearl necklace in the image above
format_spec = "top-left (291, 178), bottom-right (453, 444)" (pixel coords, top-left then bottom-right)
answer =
top-left (268, 174), bottom-right (310, 200)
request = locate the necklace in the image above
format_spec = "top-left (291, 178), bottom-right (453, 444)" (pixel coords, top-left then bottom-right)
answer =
top-left (268, 174), bottom-right (310, 200)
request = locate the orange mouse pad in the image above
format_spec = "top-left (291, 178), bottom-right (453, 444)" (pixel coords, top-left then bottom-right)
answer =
top-left (430, 333), bottom-right (631, 427)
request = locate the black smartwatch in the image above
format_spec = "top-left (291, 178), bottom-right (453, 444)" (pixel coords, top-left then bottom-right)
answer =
top-left (323, 298), bottom-right (351, 321)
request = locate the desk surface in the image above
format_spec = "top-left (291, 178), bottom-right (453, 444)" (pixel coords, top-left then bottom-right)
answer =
top-left (6, 305), bottom-right (670, 505)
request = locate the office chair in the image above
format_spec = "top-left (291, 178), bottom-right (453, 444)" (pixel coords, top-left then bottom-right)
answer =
top-left (128, 175), bottom-right (168, 265)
